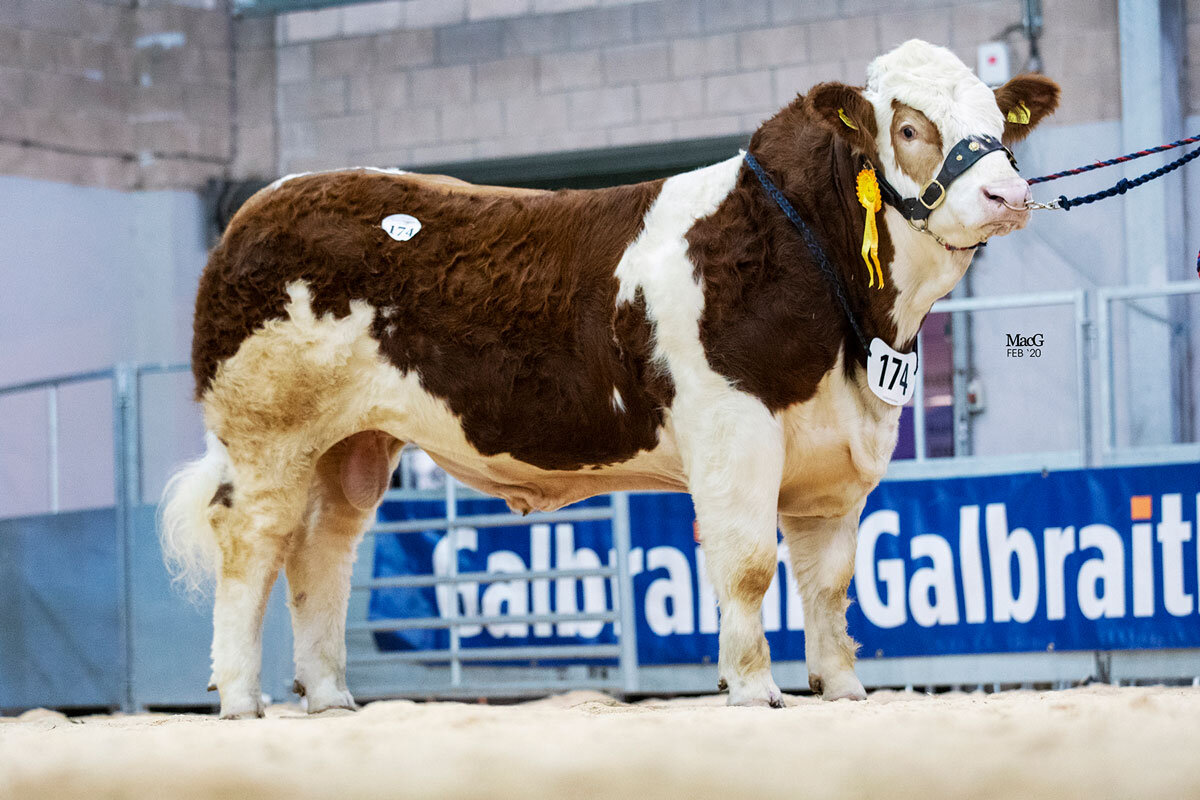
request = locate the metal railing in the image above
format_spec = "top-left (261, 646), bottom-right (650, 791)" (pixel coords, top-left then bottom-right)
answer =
top-left (892, 289), bottom-right (1091, 479)
top-left (346, 478), bottom-right (640, 696)
top-left (0, 361), bottom-right (190, 712)
top-left (1096, 280), bottom-right (1200, 465)
top-left (0, 368), bottom-right (114, 514)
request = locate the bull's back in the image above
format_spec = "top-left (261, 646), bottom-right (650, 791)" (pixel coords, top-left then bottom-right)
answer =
top-left (192, 168), bottom-right (674, 471)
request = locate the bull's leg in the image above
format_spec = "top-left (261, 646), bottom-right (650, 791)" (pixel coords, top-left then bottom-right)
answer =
top-left (285, 432), bottom-right (400, 713)
top-left (209, 464), bottom-right (310, 719)
top-left (687, 403), bottom-right (785, 708)
top-left (779, 510), bottom-right (867, 701)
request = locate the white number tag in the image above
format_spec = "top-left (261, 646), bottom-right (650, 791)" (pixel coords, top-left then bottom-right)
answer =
top-left (381, 213), bottom-right (421, 241)
top-left (867, 337), bottom-right (918, 406)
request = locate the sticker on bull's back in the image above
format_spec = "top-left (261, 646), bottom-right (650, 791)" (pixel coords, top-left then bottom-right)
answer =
top-left (867, 337), bottom-right (918, 406)
top-left (382, 213), bottom-right (421, 241)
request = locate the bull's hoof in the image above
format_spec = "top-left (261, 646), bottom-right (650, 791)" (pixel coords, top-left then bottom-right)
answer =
top-left (305, 684), bottom-right (357, 714)
top-left (219, 697), bottom-right (265, 720)
top-left (815, 672), bottom-right (867, 701)
top-left (220, 708), bottom-right (265, 721)
top-left (727, 691), bottom-right (785, 709)
top-left (292, 679), bottom-right (306, 698)
top-left (726, 674), bottom-right (784, 708)
top-left (717, 677), bottom-right (728, 692)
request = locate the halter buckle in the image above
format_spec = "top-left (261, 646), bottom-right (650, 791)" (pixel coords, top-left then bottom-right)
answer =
top-left (918, 179), bottom-right (946, 211)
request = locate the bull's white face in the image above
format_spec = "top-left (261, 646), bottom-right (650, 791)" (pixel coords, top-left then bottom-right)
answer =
top-left (865, 40), bottom-right (1041, 248)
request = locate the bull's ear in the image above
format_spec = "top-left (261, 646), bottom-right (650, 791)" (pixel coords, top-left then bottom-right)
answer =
top-left (994, 74), bottom-right (1060, 144)
top-left (806, 82), bottom-right (878, 154)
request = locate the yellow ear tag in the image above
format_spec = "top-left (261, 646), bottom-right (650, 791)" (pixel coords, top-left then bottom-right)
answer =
top-left (1006, 101), bottom-right (1031, 124)
top-left (855, 167), bottom-right (884, 289)
top-left (837, 107), bottom-right (859, 130)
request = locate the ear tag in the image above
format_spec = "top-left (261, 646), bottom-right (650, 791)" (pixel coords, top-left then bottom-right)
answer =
top-left (1006, 101), bottom-right (1031, 124)
top-left (837, 107), bottom-right (859, 130)
top-left (855, 167), bottom-right (884, 289)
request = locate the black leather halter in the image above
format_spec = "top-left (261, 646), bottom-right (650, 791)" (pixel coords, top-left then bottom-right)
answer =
top-left (876, 134), bottom-right (1017, 222)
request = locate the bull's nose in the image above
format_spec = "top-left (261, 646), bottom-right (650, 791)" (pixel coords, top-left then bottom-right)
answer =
top-left (981, 179), bottom-right (1032, 211)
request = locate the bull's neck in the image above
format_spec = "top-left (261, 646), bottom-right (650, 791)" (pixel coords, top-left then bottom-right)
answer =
top-left (749, 162), bottom-right (973, 357)
top-left (741, 164), bottom-right (896, 359)
top-left (879, 207), bottom-right (974, 345)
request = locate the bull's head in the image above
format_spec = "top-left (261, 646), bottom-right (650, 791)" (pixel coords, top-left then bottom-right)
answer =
top-left (810, 39), bottom-right (1059, 251)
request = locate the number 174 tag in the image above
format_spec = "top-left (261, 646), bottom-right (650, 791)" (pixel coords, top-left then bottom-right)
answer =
top-left (867, 337), bottom-right (918, 406)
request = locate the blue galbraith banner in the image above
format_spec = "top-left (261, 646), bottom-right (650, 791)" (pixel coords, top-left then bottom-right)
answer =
top-left (369, 462), bottom-right (1200, 663)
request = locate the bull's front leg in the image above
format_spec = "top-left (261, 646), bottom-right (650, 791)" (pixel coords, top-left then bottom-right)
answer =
top-left (686, 400), bottom-right (785, 707)
top-left (779, 509), bottom-right (867, 701)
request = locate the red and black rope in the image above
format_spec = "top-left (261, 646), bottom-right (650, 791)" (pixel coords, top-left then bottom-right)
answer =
top-left (1024, 133), bottom-right (1200, 276)
top-left (1027, 134), bottom-right (1200, 184)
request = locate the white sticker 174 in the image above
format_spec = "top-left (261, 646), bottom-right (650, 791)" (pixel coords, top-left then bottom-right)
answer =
top-left (381, 213), bottom-right (421, 241)
top-left (866, 337), bottom-right (918, 406)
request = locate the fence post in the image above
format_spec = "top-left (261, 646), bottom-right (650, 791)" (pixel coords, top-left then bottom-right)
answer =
top-left (913, 342), bottom-right (927, 462)
top-left (1076, 291), bottom-right (1094, 467)
top-left (1095, 291), bottom-right (1114, 458)
top-left (112, 364), bottom-right (139, 713)
top-left (611, 491), bottom-right (639, 695)
top-left (47, 385), bottom-right (59, 513)
top-left (445, 477), bottom-right (461, 688)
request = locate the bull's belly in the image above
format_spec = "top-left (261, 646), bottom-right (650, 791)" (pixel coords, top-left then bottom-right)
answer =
top-left (346, 359), bottom-right (690, 513)
top-left (418, 439), bottom-right (687, 513)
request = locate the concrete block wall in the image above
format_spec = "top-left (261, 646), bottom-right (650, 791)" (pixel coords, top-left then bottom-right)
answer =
top-left (0, 0), bottom-right (1190, 187)
top-left (0, 0), bottom-right (232, 190)
top-left (270, 0), bottom-right (1131, 174)
top-left (232, 14), bottom-right (278, 177)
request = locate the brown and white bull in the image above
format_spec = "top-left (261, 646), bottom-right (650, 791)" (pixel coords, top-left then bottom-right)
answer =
top-left (162, 40), bottom-right (1059, 718)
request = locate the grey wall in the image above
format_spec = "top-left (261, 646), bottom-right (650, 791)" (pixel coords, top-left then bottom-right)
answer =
top-left (0, 177), bottom-right (207, 518)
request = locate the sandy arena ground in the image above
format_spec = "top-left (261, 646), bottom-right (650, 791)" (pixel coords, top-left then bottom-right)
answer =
top-left (2, 685), bottom-right (1199, 799)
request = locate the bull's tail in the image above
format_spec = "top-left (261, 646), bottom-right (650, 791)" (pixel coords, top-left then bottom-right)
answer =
top-left (159, 431), bottom-right (231, 597)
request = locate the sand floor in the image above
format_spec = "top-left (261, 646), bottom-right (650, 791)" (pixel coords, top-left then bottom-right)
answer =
top-left (2, 685), bottom-right (1199, 799)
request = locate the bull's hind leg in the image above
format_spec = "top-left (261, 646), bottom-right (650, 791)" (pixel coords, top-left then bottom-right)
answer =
top-left (686, 401), bottom-right (785, 707)
top-left (780, 510), bottom-right (867, 701)
top-left (286, 431), bottom-right (402, 713)
top-left (209, 460), bottom-right (311, 719)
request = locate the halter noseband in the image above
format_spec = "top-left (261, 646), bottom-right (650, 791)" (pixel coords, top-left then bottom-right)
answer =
top-left (876, 134), bottom-right (1016, 221)
top-left (874, 133), bottom-right (1016, 250)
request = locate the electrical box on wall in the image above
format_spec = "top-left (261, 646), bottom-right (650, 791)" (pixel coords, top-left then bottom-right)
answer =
top-left (977, 41), bottom-right (1011, 86)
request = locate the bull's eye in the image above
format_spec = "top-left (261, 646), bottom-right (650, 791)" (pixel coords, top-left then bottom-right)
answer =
top-left (901, 125), bottom-right (916, 140)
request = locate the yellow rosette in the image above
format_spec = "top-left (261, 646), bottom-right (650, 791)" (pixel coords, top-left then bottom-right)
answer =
top-left (856, 166), bottom-right (884, 289)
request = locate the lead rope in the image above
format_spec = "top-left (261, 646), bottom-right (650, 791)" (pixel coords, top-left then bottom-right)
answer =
top-left (1023, 133), bottom-right (1200, 276)
top-left (743, 152), bottom-right (871, 355)
top-left (1027, 133), bottom-right (1200, 184)
top-left (743, 152), bottom-right (920, 374)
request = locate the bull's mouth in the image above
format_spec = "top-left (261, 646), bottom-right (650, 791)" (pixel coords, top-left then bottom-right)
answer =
top-left (978, 210), bottom-right (1031, 238)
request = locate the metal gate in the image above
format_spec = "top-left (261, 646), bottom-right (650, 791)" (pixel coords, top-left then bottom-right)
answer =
top-left (345, 477), bottom-right (641, 699)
